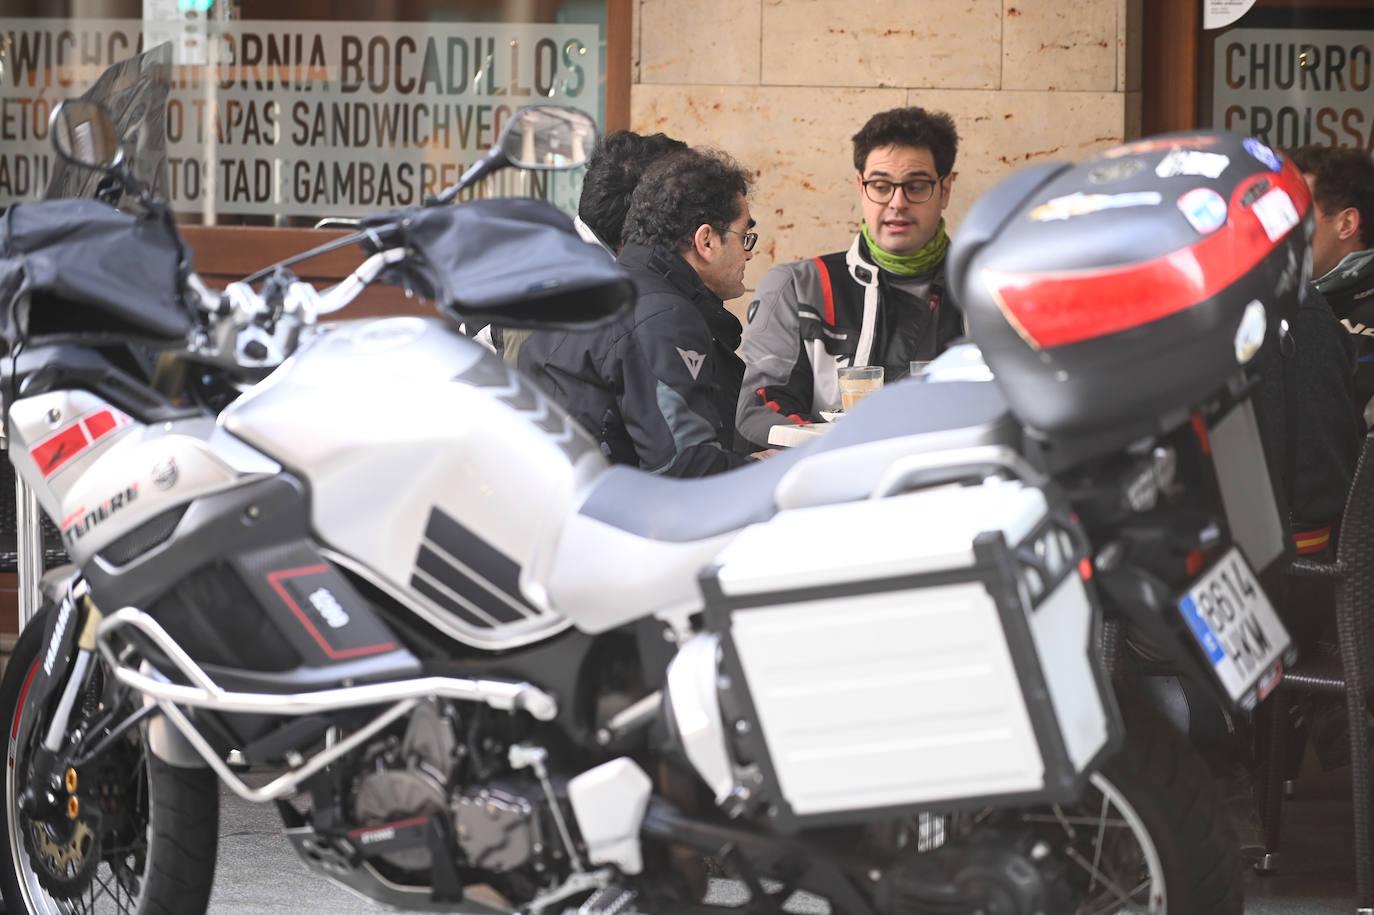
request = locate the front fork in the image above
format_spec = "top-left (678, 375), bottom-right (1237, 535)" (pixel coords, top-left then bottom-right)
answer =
top-left (19, 585), bottom-right (104, 824)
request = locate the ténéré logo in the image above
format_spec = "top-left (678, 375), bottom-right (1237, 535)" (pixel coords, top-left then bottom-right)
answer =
top-left (63, 483), bottom-right (139, 543)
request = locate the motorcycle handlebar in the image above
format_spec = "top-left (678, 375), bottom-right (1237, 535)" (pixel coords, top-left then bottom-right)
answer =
top-left (186, 246), bottom-right (408, 373)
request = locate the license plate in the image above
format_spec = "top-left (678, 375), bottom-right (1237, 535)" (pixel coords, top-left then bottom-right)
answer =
top-left (1177, 547), bottom-right (1291, 709)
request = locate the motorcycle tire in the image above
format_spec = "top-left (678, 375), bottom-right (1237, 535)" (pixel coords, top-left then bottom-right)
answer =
top-left (1092, 702), bottom-right (1244, 915)
top-left (0, 602), bottom-right (220, 915)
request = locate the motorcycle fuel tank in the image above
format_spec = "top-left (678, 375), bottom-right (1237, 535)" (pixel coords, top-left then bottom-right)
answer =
top-left (221, 316), bottom-right (606, 651)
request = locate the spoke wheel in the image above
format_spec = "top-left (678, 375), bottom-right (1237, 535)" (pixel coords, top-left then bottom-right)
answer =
top-left (0, 604), bottom-right (221, 915)
top-left (1027, 772), bottom-right (1167, 915)
top-left (1046, 703), bottom-right (1243, 915)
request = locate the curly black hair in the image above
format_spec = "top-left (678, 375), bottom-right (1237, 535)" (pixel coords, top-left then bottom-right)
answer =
top-left (621, 148), bottom-right (753, 254)
top-left (852, 107), bottom-right (960, 177)
top-left (1288, 145), bottom-right (1374, 250)
top-left (577, 130), bottom-right (688, 250)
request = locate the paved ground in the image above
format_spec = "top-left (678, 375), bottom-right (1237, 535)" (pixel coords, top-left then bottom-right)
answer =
top-left (203, 756), bottom-right (1362, 915)
top-left (1237, 753), bottom-right (1362, 915)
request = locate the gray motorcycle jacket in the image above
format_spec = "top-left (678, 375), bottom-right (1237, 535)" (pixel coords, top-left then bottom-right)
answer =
top-left (736, 234), bottom-right (963, 450)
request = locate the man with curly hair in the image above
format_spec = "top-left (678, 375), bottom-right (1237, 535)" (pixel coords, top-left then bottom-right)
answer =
top-left (519, 147), bottom-right (762, 476)
top-left (736, 106), bottom-right (965, 449)
top-left (1289, 145), bottom-right (1374, 429)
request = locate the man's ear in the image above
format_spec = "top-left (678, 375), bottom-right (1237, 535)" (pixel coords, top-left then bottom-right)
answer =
top-left (691, 223), bottom-right (715, 260)
top-left (940, 171), bottom-right (957, 209)
top-left (1337, 206), bottom-right (1361, 244)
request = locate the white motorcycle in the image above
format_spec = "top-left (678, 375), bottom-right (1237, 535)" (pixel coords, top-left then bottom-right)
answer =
top-left (0, 48), bottom-right (1297, 915)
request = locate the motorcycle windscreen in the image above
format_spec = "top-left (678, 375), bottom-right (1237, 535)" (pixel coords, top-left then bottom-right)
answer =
top-left (1210, 398), bottom-right (1289, 572)
top-left (44, 43), bottom-right (173, 206)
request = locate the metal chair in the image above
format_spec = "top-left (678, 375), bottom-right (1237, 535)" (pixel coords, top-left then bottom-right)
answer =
top-left (1259, 430), bottom-right (1374, 913)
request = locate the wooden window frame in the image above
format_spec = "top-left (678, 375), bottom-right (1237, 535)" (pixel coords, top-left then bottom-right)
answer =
top-left (1143, 0), bottom-right (1201, 135)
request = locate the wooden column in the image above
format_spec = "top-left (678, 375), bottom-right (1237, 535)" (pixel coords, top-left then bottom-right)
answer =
top-left (1142, 0), bottom-right (1201, 135)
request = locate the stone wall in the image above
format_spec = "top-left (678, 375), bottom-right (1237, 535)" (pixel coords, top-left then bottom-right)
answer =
top-left (628, 0), bottom-right (1143, 315)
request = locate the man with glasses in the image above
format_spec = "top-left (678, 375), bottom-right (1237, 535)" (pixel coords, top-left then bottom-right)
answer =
top-left (519, 147), bottom-right (766, 476)
top-left (736, 106), bottom-right (965, 449)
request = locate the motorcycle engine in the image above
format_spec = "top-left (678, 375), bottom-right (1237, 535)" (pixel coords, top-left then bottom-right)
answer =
top-left (453, 786), bottom-right (543, 872)
top-left (351, 701), bottom-right (544, 874)
top-left (874, 829), bottom-right (1073, 915)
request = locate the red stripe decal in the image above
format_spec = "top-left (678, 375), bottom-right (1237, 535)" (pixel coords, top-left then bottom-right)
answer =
top-left (29, 408), bottom-right (129, 479)
top-left (31, 425), bottom-right (90, 478)
top-left (812, 256), bottom-right (836, 325)
top-left (82, 409), bottom-right (118, 440)
top-left (11, 660), bottom-right (39, 744)
top-left (983, 161), bottom-right (1310, 349)
top-left (266, 565), bottom-right (397, 660)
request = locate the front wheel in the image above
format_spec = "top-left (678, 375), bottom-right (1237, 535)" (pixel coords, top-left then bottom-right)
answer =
top-left (0, 602), bottom-right (221, 915)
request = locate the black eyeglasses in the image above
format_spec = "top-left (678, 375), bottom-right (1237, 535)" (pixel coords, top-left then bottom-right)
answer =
top-left (720, 228), bottom-right (758, 251)
top-left (861, 176), bottom-right (945, 205)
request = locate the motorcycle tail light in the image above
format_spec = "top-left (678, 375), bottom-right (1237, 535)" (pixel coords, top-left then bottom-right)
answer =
top-left (1186, 549), bottom-right (1206, 577)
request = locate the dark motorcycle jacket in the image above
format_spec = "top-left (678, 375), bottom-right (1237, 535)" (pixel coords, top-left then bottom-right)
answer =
top-left (517, 242), bottom-right (750, 477)
top-left (1252, 281), bottom-right (1361, 548)
top-left (1316, 248), bottom-right (1374, 431)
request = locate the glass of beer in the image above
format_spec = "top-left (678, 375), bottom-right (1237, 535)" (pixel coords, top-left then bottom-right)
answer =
top-left (838, 365), bottom-right (883, 412)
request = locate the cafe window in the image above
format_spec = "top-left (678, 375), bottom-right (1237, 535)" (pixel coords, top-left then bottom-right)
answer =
top-left (0, 0), bottom-right (630, 223)
top-left (1200, 0), bottom-right (1371, 152)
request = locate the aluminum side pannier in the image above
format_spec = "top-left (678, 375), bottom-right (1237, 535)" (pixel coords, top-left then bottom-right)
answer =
top-left (666, 477), bottom-right (1122, 831)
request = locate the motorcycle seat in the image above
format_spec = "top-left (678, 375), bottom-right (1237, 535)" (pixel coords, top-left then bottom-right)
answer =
top-left (577, 380), bottom-right (1019, 543)
top-left (544, 381), bottom-right (1019, 630)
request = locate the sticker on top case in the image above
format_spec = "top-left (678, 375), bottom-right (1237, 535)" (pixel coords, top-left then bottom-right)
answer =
top-left (1102, 135), bottom-right (1224, 158)
top-left (1243, 137), bottom-right (1283, 173)
top-left (1089, 157), bottom-right (1145, 184)
top-left (1029, 191), bottom-right (1163, 222)
top-left (1178, 188), bottom-right (1229, 234)
top-left (1252, 188), bottom-right (1300, 241)
top-left (1156, 149), bottom-right (1230, 180)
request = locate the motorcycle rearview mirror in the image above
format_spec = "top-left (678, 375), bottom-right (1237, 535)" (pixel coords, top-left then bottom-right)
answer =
top-left (49, 100), bottom-right (125, 172)
top-left (433, 105), bottom-right (597, 205)
top-left (499, 106), bottom-right (597, 170)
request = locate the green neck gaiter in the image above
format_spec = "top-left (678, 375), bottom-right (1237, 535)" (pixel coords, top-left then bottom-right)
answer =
top-left (862, 219), bottom-right (949, 276)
